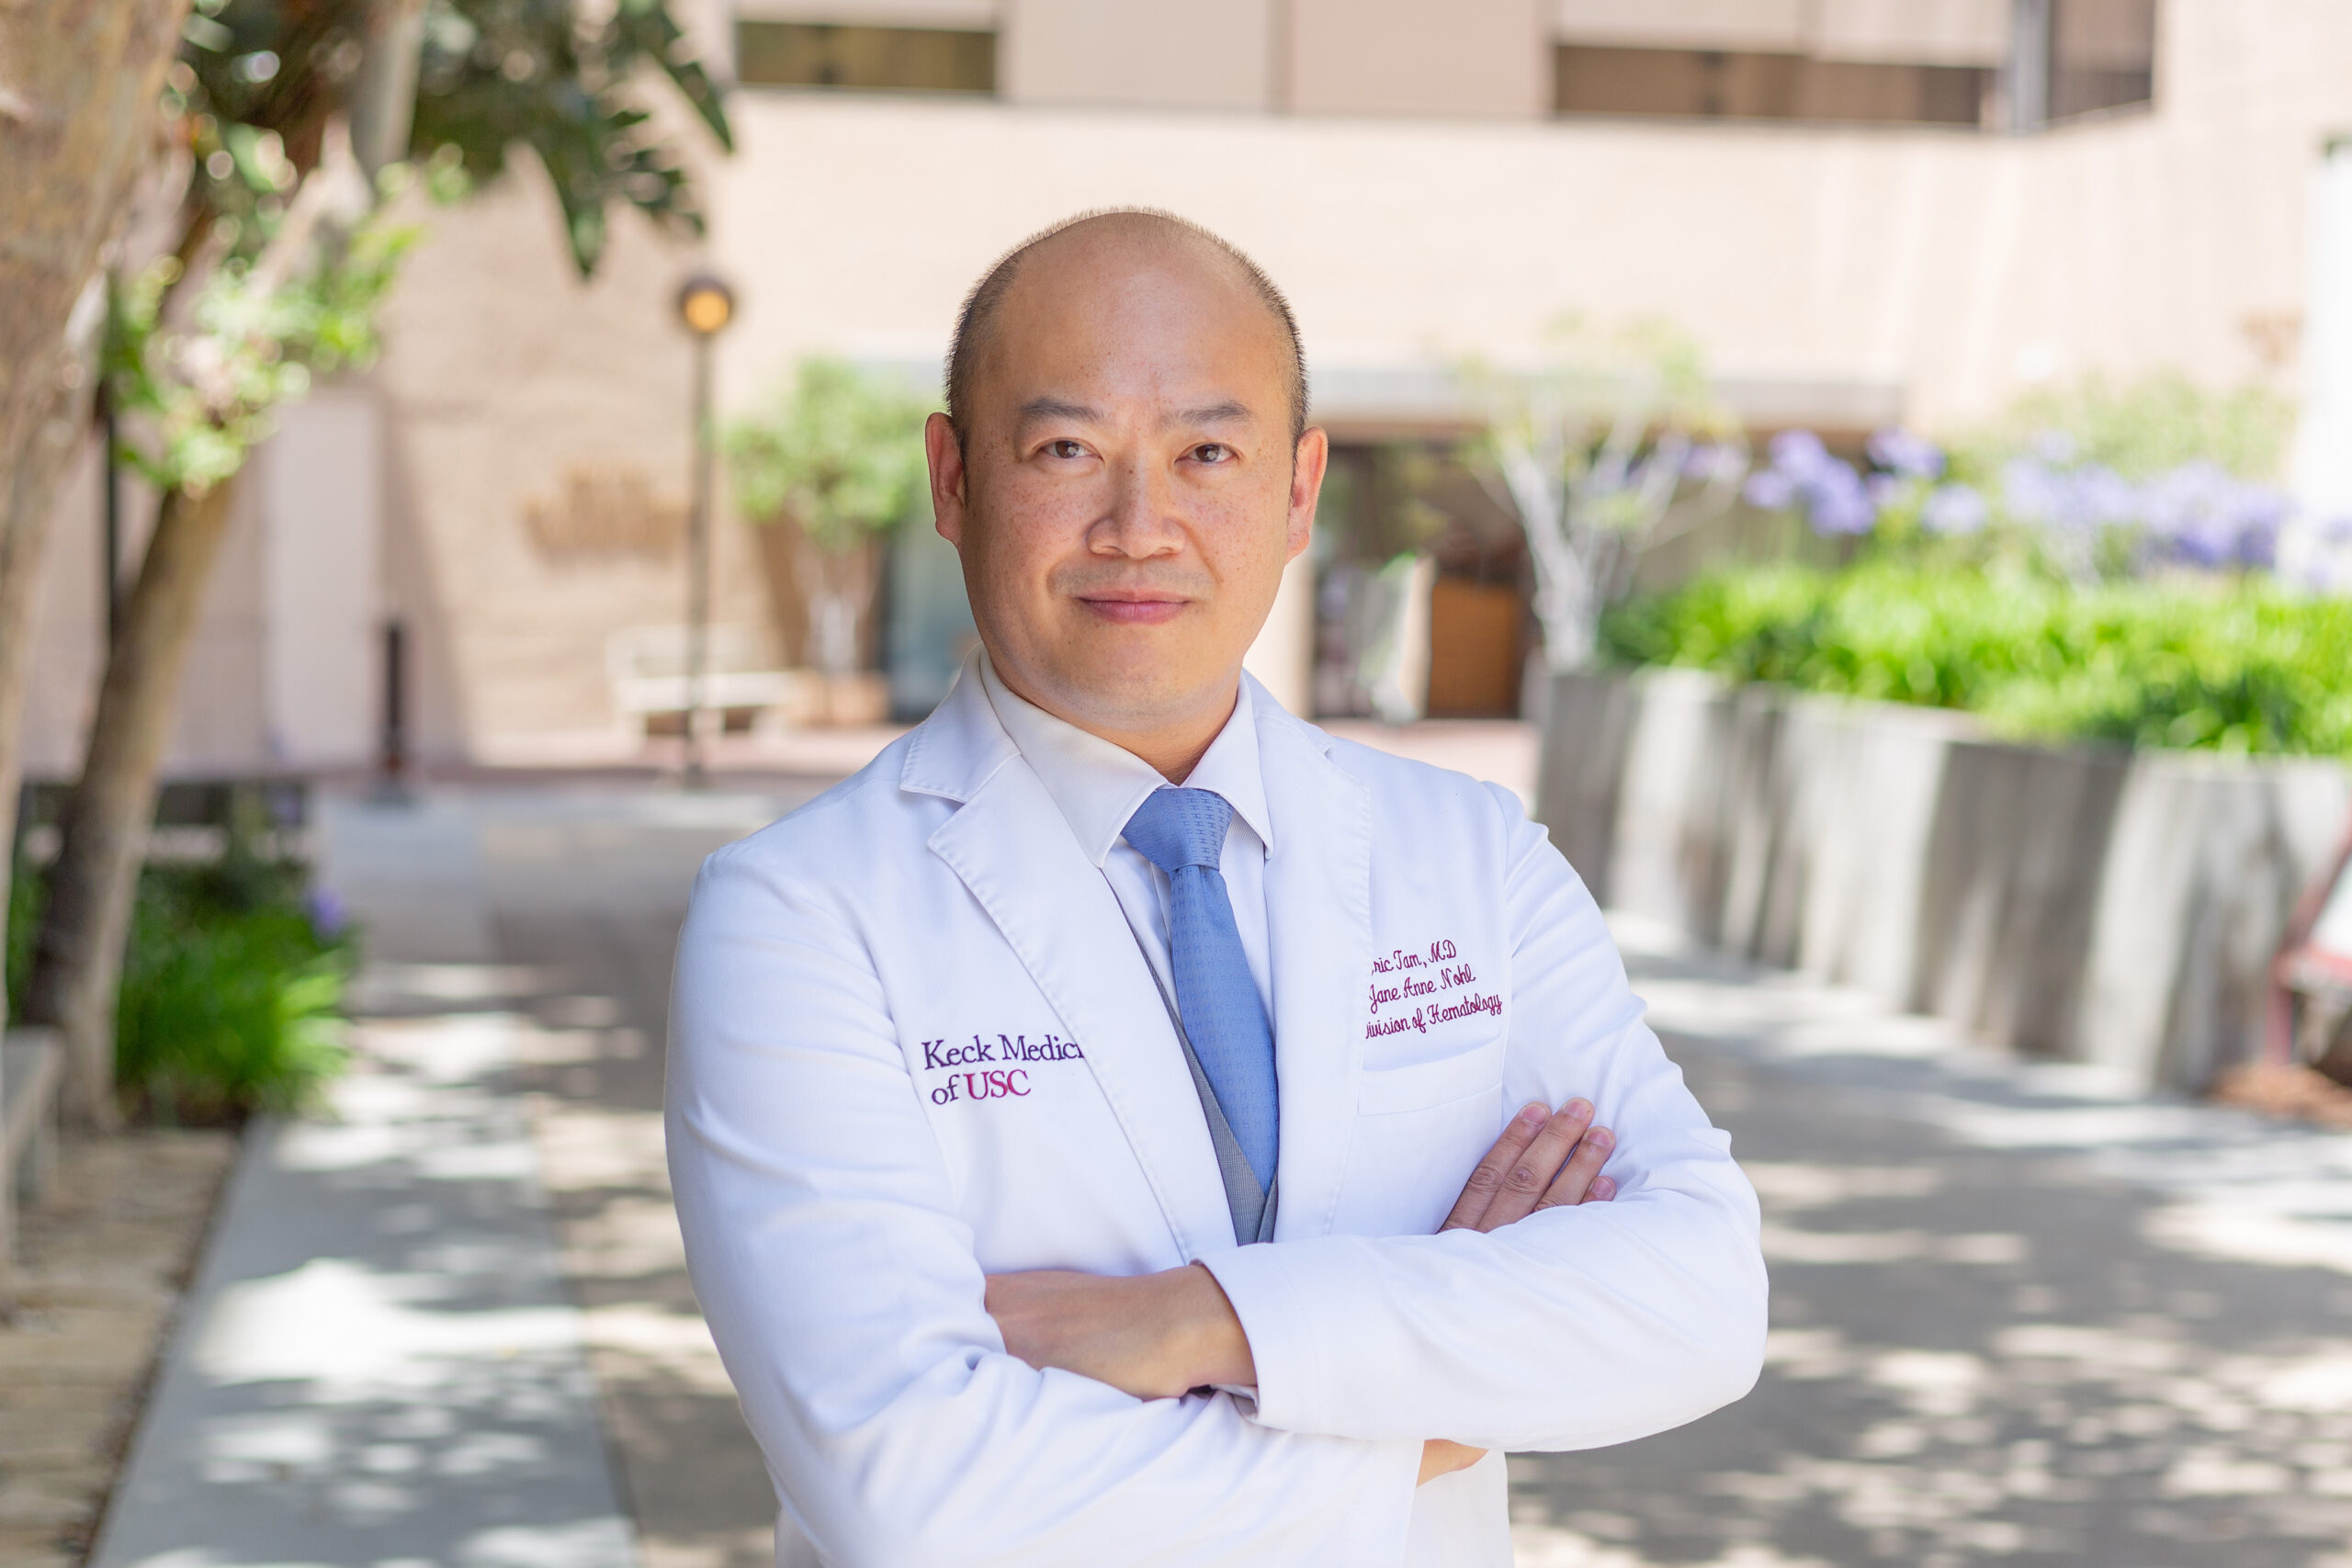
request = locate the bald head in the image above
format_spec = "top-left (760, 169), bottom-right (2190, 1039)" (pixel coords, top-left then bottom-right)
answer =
top-left (945, 209), bottom-right (1307, 446)
top-left (923, 206), bottom-right (1328, 776)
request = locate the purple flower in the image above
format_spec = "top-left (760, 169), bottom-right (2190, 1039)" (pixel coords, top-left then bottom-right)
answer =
top-left (1805, 459), bottom-right (1877, 536)
top-left (1746, 429), bottom-right (1883, 535)
top-left (2073, 465), bottom-right (2140, 527)
top-left (2143, 462), bottom-right (2232, 565)
top-left (1768, 429), bottom-right (1835, 484)
top-left (2002, 457), bottom-right (2069, 526)
top-left (2220, 485), bottom-right (2287, 569)
top-left (1922, 483), bottom-right (1989, 535)
top-left (305, 887), bottom-right (349, 942)
top-left (2235, 507), bottom-right (2285, 569)
top-left (2030, 431), bottom-right (2079, 465)
top-left (2005, 457), bottom-right (2138, 536)
top-left (2142, 462), bottom-right (2289, 570)
top-left (1867, 426), bottom-right (1946, 480)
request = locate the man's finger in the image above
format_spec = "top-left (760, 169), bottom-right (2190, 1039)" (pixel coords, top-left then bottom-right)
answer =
top-left (1418, 1438), bottom-right (1488, 1484)
top-left (1586, 1175), bottom-right (1617, 1202)
top-left (1440, 1102), bottom-right (1550, 1232)
top-left (1533, 1125), bottom-right (1616, 1213)
top-left (1477, 1099), bottom-right (1594, 1231)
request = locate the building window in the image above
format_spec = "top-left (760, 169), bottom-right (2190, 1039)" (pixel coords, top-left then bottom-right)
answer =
top-left (735, 22), bottom-right (996, 96)
top-left (1555, 47), bottom-right (1989, 128)
top-left (2047, 0), bottom-right (2157, 123)
top-left (1553, 0), bottom-right (2156, 131)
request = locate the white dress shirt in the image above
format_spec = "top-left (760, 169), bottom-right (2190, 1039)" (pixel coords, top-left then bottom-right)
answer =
top-left (978, 655), bottom-right (1276, 1029)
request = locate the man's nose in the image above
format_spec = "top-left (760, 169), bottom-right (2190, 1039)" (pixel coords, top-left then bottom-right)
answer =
top-left (1094, 454), bottom-right (1182, 557)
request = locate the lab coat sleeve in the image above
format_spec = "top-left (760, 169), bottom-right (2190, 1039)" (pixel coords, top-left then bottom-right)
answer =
top-left (1198, 786), bottom-right (1768, 1453)
top-left (665, 840), bottom-right (1423, 1568)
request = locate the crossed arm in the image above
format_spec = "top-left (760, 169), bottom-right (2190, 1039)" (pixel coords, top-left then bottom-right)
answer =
top-left (985, 1096), bottom-right (1621, 1484)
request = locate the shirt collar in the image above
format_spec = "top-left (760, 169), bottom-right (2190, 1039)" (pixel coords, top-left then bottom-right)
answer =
top-left (978, 653), bottom-right (1274, 867)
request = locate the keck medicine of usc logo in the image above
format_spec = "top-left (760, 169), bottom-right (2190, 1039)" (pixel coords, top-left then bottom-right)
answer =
top-left (921, 1032), bottom-right (1086, 1106)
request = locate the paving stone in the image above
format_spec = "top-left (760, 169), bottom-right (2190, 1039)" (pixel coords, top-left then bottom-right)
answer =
top-left (0, 1527), bottom-right (75, 1568)
top-left (0, 1470), bottom-right (103, 1529)
top-left (0, 1407), bottom-right (115, 1469)
top-left (0, 1125), bottom-right (232, 1562)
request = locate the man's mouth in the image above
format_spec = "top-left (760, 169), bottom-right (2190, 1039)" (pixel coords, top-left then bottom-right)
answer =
top-left (1076, 590), bottom-right (1190, 626)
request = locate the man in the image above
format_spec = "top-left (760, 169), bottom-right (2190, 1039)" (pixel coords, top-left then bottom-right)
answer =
top-left (668, 209), bottom-right (1766, 1567)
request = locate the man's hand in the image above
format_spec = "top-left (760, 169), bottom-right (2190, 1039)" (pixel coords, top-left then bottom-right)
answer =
top-left (988, 1269), bottom-right (1500, 1489)
top-left (986, 1261), bottom-right (1252, 1400)
top-left (1418, 1098), bottom-right (1615, 1483)
top-left (1419, 1438), bottom-right (1487, 1484)
top-left (1441, 1098), bottom-right (1615, 1233)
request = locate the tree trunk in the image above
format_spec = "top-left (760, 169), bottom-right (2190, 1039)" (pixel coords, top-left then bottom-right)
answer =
top-left (23, 480), bottom-right (239, 1127)
top-left (0, 0), bottom-right (191, 1038)
top-left (792, 533), bottom-right (879, 680)
top-left (0, 340), bottom-right (82, 912)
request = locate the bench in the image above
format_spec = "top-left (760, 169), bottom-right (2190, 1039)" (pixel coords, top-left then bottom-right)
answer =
top-left (605, 624), bottom-right (817, 735)
top-left (0, 1027), bottom-right (63, 1310)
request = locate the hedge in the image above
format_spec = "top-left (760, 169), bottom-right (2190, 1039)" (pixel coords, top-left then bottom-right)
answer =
top-left (1600, 561), bottom-right (2352, 757)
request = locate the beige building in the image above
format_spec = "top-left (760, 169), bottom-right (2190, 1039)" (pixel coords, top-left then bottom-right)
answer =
top-left (21, 0), bottom-right (2350, 777)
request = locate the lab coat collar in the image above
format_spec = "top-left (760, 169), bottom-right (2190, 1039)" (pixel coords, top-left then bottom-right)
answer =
top-left (899, 652), bottom-right (1017, 804)
top-left (909, 646), bottom-right (1372, 1249)
top-left (974, 653), bottom-right (1275, 866)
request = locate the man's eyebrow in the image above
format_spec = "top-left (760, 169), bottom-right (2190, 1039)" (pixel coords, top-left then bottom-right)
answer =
top-left (1014, 397), bottom-right (1102, 424)
top-left (1166, 400), bottom-right (1254, 428)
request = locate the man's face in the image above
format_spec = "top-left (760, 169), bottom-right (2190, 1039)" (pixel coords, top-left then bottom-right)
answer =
top-left (928, 226), bottom-right (1325, 746)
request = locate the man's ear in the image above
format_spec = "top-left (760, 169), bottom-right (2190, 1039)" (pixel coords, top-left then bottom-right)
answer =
top-left (1286, 427), bottom-right (1329, 563)
top-left (927, 412), bottom-right (969, 548)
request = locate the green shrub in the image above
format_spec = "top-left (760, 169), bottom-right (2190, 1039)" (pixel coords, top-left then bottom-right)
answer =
top-left (6, 855), bottom-right (353, 1122)
top-left (1600, 561), bottom-right (2352, 757)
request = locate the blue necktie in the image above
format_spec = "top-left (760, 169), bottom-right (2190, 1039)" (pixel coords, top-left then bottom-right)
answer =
top-left (1123, 788), bottom-right (1278, 1191)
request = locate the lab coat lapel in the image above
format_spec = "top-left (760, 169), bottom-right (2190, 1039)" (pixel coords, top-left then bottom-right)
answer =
top-left (925, 747), bottom-right (1238, 1263)
top-left (1255, 694), bottom-right (1374, 1241)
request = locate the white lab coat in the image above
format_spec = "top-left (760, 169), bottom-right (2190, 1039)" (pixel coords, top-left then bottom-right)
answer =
top-left (667, 663), bottom-right (1767, 1568)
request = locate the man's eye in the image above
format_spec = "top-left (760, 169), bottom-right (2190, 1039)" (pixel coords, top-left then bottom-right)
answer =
top-left (1046, 439), bottom-right (1087, 459)
top-left (1193, 443), bottom-right (1232, 463)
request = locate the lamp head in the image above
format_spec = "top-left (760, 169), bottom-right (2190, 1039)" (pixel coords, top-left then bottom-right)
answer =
top-left (676, 274), bottom-right (736, 337)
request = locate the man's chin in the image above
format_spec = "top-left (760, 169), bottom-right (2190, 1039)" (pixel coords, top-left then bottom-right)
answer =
top-left (1034, 644), bottom-right (1231, 723)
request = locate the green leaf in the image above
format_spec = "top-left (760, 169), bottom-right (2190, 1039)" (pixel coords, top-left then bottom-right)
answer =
top-left (410, 0), bottom-right (732, 276)
top-left (725, 359), bottom-right (935, 551)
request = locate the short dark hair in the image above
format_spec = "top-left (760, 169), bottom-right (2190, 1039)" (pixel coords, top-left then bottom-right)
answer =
top-left (944, 208), bottom-right (1308, 447)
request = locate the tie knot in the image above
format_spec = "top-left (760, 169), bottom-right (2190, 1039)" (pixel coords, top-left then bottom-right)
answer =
top-left (1123, 787), bottom-right (1234, 874)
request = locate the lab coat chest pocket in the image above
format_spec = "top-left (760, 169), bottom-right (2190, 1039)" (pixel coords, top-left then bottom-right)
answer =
top-left (1333, 1033), bottom-right (1509, 1237)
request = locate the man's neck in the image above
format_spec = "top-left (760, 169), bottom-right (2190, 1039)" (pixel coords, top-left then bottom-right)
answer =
top-left (987, 659), bottom-right (1238, 784)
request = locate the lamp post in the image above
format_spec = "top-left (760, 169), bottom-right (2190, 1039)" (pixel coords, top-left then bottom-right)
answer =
top-left (675, 272), bottom-right (736, 787)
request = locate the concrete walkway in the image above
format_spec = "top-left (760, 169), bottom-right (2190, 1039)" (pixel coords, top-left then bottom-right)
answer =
top-left (89, 987), bottom-right (638, 1568)
top-left (1510, 917), bottom-right (2352, 1568)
